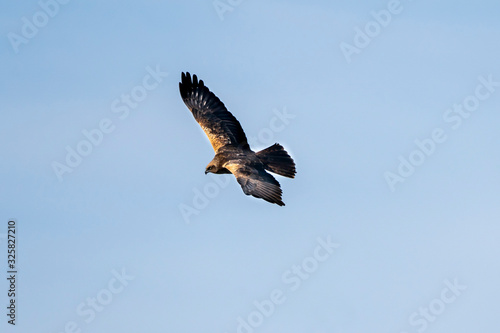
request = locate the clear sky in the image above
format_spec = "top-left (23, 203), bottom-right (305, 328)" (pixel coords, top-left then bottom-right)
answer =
top-left (1, 1), bottom-right (500, 332)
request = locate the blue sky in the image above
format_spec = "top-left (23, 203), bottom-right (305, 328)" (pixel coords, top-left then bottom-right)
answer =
top-left (1, 1), bottom-right (500, 332)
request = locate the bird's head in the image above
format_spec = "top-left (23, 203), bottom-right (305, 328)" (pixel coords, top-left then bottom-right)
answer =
top-left (205, 162), bottom-right (217, 174)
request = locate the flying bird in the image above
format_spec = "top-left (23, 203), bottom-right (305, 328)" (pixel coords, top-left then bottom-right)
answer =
top-left (179, 72), bottom-right (296, 206)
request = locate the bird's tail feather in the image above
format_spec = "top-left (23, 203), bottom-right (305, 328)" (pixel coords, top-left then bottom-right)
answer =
top-left (256, 143), bottom-right (296, 178)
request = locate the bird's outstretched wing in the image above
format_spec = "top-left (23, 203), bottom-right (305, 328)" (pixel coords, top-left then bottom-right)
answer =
top-left (225, 162), bottom-right (285, 206)
top-left (179, 72), bottom-right (249, 152)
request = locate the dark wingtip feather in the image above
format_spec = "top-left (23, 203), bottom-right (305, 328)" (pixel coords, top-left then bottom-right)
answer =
top-left (180, 72), bottom-right (207, 98)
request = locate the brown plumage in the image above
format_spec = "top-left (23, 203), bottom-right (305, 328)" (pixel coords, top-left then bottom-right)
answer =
top-left (179, 72), bottom-right (296, 206)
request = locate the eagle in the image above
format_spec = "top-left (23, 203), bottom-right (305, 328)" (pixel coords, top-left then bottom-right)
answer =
top-left (179, 72), bottom-right (296, 206)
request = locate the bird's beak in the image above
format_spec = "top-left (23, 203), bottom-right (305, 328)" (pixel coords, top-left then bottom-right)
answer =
top-left (204, 170), bottom-right (208, 175)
